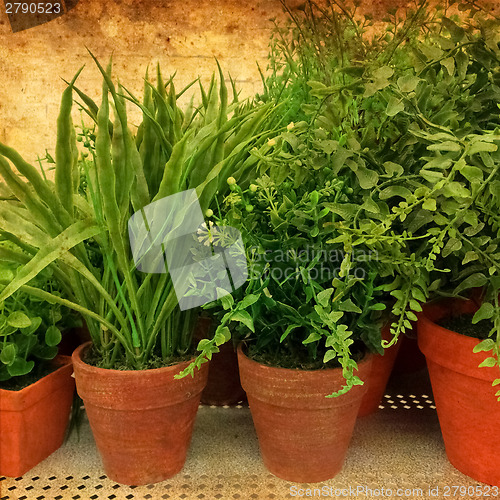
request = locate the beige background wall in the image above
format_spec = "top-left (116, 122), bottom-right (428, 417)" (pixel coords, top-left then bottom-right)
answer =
top-left (0, 0), bottom-right (498, 163)
top-left (0, 0), bottom-right (289, 162)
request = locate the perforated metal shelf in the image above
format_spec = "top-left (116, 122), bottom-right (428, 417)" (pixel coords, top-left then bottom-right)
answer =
top-left (0, 373), bottom-right (485, 500)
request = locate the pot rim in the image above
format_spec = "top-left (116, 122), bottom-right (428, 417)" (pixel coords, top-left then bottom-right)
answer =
top-left (419, 298), bottom-right (480, 343)
top-left (0, 354), bottom-right (72, 395)
top-left (418, 298), bottom-right (497, 381)
top-left (73, 341), bottom-right (201, 375)
top-left (236, 343), bottom-right (373, 373)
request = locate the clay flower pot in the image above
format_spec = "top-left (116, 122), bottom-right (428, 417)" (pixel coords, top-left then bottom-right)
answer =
top-left (358, 325), bottom-right (401, 417)
top-left (0, 355), bottom-right (75, 477)
top-left (194, 316), bottom-right (246, 406)
top-left (238, 346), bottom-right (373, 482)
top-left (418, 299), bottom-right (500, 486)
top-left (72, 342), bottom-right (209, 486)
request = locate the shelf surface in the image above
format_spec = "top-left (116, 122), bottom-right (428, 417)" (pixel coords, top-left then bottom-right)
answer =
top-left (0, 370), bottom-right (486, 500)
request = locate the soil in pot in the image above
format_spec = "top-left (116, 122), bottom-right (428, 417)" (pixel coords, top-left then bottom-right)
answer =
top-left (72, 342), bottom-right (209, 486)
top-left (418, 300), bottom-right (500, 486)
top-left (238, 345), bottom-right (373, 483)
top-left (0, 356), bottom-right (75, 477)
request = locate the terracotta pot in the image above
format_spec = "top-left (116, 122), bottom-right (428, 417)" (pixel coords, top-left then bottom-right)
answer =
top-left (194, 316), bottom-right (246, 406)
top-left (238, 346), bottom-right (373, 482)
top-left (0, 355), bottom-right (75, 477)
top-left (72, 342), bottom-right (209, 485)
top-left (418, 299), bottom-right (500, 486)
top-left (392, 334), bottom-right (427, 375)
top-left (58, 322), bottom-right (91, 356)
top-left (358, 325), bottom-right (401, 417)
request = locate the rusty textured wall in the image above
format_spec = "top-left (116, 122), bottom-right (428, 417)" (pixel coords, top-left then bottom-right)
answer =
top-left (0, 0), bottom-right (289, 161)
top-left (0, 0), bottom-right (498, 162)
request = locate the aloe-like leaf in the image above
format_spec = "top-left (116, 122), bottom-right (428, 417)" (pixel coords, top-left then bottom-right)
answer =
top-left (0, 219), bottom-right (101, 303)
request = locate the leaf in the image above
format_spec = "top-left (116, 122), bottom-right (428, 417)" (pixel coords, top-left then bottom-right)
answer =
top-left (442, 182), bottom-right (471, 199)
top-left (280, 324), bottom-right (300, 343)
top-left (32, 345), bottom-right (58, 360)
top-left (323, 349), bottom-right (336, 363)
top-left (220, 292), bottom-right (234, 310)
top-left (462, 251), bottom-right (478, 265)
top-left (238, 294), bottom-right (259, 309)
top-left (468, 141), bottom-right (498, 156)
top-left (362, 198), bottom-right (380, 214)
top-left (354, 166), bottom-right (378, 190)
top-left (231, 310), bottom-right (254, 332)
top-left (383, 162), bottom-right (404, 177)
top-left (325, 202), bottom-right (358, 221)
top-left (427, 141), bottom-right (461, 152)
top-left (7, 358), bottom-right (35, 377)
top-left (45, 325), bottom-right (62, 347)
top-left (379, 186), bottom-right (412, 200)
top-left (317, 289), bottom-right (333, 308)
top-left (473, 338), bottom-right (495, 352)
top-left (479, 357), bottom-right (497, 368)
top-left (0, 344), bottom-right (17, 365)
top-left (7, 312), bottom-right (32, 329)
top-left (328, 311), bottom-right (344, 323)
top-left (454, 273), bottom-right (487, 295)
top-left (464, 222), bottom-right (484, 237)
top-left (441, 57), bottom-right (455, 76)
top-left (397, 75), bottom-right (420, 93)
top-left (0, 219), bottom-right (102, 303)
top-left (214, 326), bottom-right (231, 345)
top-left (442, 17), bottom-right (465, 43)
top-left (442, 237), bottom-right (462, 257)
top-left (373, 66), bottom-right (394, 81)
top-left (420, 169), bottom-right (444, 183)
top-left (422, 198), bottom-right (436, 211)
top-left (473, 303), bottom-right (494, 323)
top-left (339, 299), bottom-right (362, 313)
top-left (303, 331), bottom-right (321, 344)
top-left (386, 97), bottom-right (405, 117)
top-left (461, 165), bottom-right (483, 182)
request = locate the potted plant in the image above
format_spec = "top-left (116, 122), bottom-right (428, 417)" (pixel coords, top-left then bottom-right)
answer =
top-left (0, 251), bottom-right (76, 477)
top-left (257, 0), bottom-right (500, 414)
top-left (181, 112), bottom-right (435, 480)
top-left (311, 6), bottom-right (500, 482)
top-left (0, 57), bottom-right (274, 485)
top-left (418, 291), bottom-right (500, 486)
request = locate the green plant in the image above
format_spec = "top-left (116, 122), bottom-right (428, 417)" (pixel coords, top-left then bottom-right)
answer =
top-left (258, 0), bottom-right (500, 391)
top-left (296, 4), bottom-right (500, 393)
top-left (181, 121), bottom-right (428, 395)
top-left (0, 246), bottom-right (77, 385)
top-left (0, 57), bottom-right (275, 371)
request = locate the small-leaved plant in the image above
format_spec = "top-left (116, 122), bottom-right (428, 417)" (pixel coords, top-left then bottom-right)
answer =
top-left (0, 247), bottom-right (77, 387)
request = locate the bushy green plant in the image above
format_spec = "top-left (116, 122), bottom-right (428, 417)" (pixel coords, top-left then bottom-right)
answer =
top-left (254, 0), bottom-right (500, 396)
top-left (181, 120), bottom-right (434, 395)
